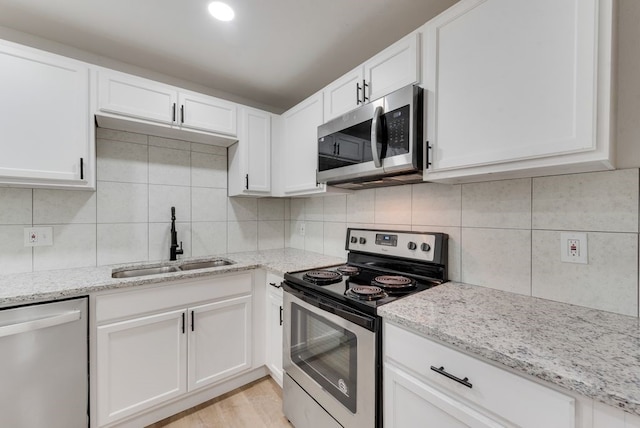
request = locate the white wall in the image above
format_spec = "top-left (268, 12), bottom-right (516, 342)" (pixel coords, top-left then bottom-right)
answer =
top-left (287, 169), bottom-right (640, 318)
top-left (0, 128), bottom-right (288, 273)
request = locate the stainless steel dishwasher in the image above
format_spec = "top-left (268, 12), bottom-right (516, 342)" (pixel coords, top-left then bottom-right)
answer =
top-left (0, 297), bottom-right (88, 427)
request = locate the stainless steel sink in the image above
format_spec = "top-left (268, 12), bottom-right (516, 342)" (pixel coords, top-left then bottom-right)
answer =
top-left (111, 259), bottom-right (235, 278)
top-left (178, 260), bottom-right (234, 270)
top-left (112, 265), bottom-right (181, 278)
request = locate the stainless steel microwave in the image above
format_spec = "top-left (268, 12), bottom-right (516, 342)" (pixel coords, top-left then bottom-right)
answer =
top-left (316, 84), bottom-right (423, 189)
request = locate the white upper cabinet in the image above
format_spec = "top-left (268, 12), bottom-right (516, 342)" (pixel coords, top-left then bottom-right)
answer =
top-left (0, 40), bottom-right (94, 189)
top-left (281, 91), bottom-right (326, 195)
top-left (228, 107), bottom-right (272, 196)
top-left (96, 69), bottom-right (238, 146)
top-left (323, 33), bottom-right (420, 121)
top-left (422, 0), bottom-right (615, 183)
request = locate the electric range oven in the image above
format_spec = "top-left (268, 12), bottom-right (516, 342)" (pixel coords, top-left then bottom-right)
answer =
top-left (282, 228), bottom-right (448, 428)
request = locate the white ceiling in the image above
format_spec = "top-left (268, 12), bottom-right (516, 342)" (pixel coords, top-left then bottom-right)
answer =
top-left (0, 0), bottom-right (458, 112)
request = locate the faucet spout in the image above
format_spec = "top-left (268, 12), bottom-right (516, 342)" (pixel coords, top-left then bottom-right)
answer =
top-left (170, 206), bottom-right (184, 261)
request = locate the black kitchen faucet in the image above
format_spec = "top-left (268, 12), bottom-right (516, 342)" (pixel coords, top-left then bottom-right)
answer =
top-left (170, 206), bottom-right (184, 261)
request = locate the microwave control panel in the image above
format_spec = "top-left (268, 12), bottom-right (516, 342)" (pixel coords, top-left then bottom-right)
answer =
top-left (385, 105), bottom-right (410, 150)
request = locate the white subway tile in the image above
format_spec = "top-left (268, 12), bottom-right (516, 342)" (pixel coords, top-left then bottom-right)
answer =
top-left (258, 220), bottom-right (285, 250)
top-left (375, 186), bottom-right (412, 225)
top-left (227, 221), bottom-right (257, 253)
top-left (96, 139), bottom-right (148, 183)
top-left (227, 197), bottom-right (257, 222)
top-left (191, 152), bottom-right (227, 189)
top-left (346, 189), bottom-right (375, 224)
top-left (532, 230), bottom-right (638, 316)
top-left (304, 221), bottom-right (324, 254)
top-left (323, 222), bottom-right (347, 258)
top-left (290, 199), bottom-right (305, 221)
top-left (149, 185), bottom-right (190, 223)
top-left (148, 146), bottom-right (191, 186)
top-left (532, 169), bottom-right (639, 232)
top-left (192, 222), bottom-right (227, 256)
top-left (461, 228), bottom-right (531, 295)
top-left (97, 223), bottom-right (148, 265)
top-left (0, 225), bottom-right (32, 273)
top-left (289, 221), bottom-right (305, 250)
top-left (97, 181), bottom-right (148, 223)
top-left (192, 188), bottom-right (227, 222)
top-left (33, 224), bottom-right (96, 271)
top-left (34, 189), bottom-right (96, 225)
top-left (462, 178), bottom-right (531, 229)
top-left (0, 188), bottom-right (32, 225)
top-left (258, 198), bottom-right (285, 221)
top-left (305, 198), bottom-right (324, 221)
top-left (323, 195), bottom-right (347, 223)
top-left (412, 182), bottom-right (462, 227)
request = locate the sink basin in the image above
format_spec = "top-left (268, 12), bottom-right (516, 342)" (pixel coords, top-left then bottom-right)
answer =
top-left (112, 265), bottom-right (181, 278)
top-left (178, 260), bottom-right (235, 270)
top-left (111, 259), bottom-right (235, 278)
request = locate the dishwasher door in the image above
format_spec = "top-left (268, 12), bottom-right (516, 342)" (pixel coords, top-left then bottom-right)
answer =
top-left (0, 297), bottom-right (88, 428)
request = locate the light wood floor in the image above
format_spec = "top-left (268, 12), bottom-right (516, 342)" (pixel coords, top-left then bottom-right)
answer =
top-left (147, 377), bottom-right (292, 428)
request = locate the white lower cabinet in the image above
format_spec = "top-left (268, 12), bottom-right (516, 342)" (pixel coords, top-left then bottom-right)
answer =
top-left (95, 273), bottom-right (253, 427)
top-left (384, 321), bottom-right (575, 428)
top-left (265, 273), bottom-right (284, 386)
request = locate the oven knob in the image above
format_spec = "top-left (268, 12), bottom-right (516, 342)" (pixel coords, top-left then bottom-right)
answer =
top-left (421, 243), bottom-right (431, 252)
top-left (359, 237), bottom-right (366, 245)
top-left (350, 236), bottom-right (357, 244)
top-left (407, 241), bottom-right (417, 250)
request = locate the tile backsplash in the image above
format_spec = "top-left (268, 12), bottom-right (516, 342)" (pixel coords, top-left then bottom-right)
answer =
top-left (0, 128), bottom-right (637, 318)
top-left (0, 128), bottom-right (288, 273)
top-left (288, 168), bottom-right (640, 317)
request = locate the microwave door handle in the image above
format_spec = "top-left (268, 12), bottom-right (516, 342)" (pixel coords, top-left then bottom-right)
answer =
top-left (371, 105), bottom-right (384, 168)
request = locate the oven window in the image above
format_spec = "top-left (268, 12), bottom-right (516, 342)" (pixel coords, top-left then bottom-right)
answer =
top-left (290, 302), bottom-right (358, 413)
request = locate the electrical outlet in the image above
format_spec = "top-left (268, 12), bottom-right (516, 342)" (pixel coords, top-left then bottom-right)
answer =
top-left (560, 232), bottom-right (587, 264)
top-left (299, 222), bottom-right (306, 236)
top-left (24, 227), bottom-right (54, 247)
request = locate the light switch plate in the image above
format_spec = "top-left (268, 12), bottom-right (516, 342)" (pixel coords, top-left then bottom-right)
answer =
top-left (560, 232), bottom-right (587, 264)
top-left (24, 227), bottom-right (54, 247)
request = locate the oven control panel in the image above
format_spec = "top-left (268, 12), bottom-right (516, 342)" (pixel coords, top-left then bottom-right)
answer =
top-left (346, 228), bottom-right (438, 262)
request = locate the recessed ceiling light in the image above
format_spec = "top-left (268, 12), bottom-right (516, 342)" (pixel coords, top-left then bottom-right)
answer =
top-left (208, 2), bottom-right (235, 21)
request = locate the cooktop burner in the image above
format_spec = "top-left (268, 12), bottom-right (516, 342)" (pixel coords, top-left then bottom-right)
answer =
top-left (303, 270), bottom-right (342, 285)
top-left (336, 265), bottom-right (360, 276)
top-left (345, 285), bottom-right (387, 301)
top-left (371, 275), bottom-right (416, 290)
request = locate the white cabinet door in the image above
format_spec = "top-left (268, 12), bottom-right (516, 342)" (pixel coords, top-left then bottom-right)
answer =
top-left (228, 107), bottom-right (271, 195)
top-left (384, 363), bottom-right (509, 428)
top-left (188, 295), bottom-right (252, 391)
top-left (265, 279), bottom-right (283, 386)
top-left (0, 41), bottom-right (92, 188)
top-left (323, 67), bottom-right (364, 121)
top-left (364, 32), bottom-right (420, 102)
top-left (96, 309), bottom-right (187, 426)
top-left (423, 0), bottom-right (614, 182)
top-left (282, 92), bottom-right (326, 195)
top-left (178, 91), bottom-right (237, 136)
top-left (97, 69), bottom-right (177, 125)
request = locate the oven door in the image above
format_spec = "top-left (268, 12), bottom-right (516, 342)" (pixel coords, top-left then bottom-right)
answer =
top-left (283, 287), bottom-right (378, 428)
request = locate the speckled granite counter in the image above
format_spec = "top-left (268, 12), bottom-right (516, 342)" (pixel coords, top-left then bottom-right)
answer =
top-left (0, 248), bottom-right (344, 307)
top-left (378, 282), bottom-right (640, 416)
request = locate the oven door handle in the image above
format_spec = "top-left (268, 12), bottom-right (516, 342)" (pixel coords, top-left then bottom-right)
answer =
top-left (318, 302), bottom-right (376, 331)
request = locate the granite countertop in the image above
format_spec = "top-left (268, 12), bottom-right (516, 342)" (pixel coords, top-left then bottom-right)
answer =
top-left (378, 282), bottom-right (640, 416)
top-left (0, 248), bottom-right (345, 307)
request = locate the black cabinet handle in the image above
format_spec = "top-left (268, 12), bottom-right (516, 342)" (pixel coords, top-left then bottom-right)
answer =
top-left (172, 103), bottom-right (176, 122)
top-left (191, 310), bottom-right (195, 332)
top-left (245, 174), bottom-right (249, 190)
top-left (426, 141), bottom-right (432, 169)
top-left (269, 282), bottom-right (282, 289)
top-left (279, 306), bottom-right (283, 326)
top-left (356, 82), bottom-right (362, 105)
top-left (180, 105), bottom-right (184, 123)
top-left (430, 366), bottom-right (472, 388)
top-left (362, 79), bottom-right (369, 102)
top-left (336, 143), bottom-right (340, 156)
top-left (181, 312), bottom-right (185, 334)
top-left (79, 158), bottom-right (84, 180)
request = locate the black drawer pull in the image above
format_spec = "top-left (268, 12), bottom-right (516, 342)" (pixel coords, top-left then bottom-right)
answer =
top-left (430, 366), bottom-right (473, 388)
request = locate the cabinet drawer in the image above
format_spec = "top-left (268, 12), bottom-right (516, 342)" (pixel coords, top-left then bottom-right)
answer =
top-left (96, 272), bottom-right (252, 323)
top-left (384, 322), bottom-right (575, 427)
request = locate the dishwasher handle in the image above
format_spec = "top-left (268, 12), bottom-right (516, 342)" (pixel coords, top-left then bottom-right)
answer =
top-left (0, 310), bottom-right (81, 339)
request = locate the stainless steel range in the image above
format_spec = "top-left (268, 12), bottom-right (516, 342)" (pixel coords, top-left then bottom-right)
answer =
top-left (282, 228), bottom-right (448, 428)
